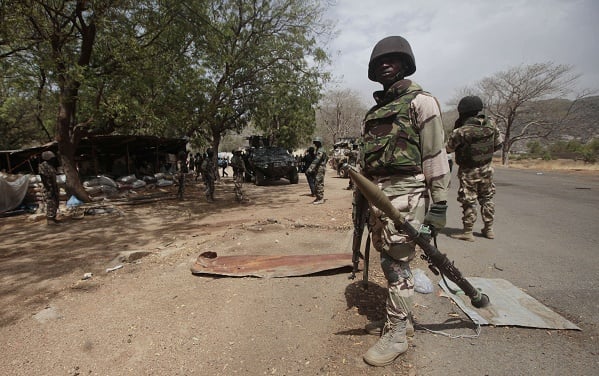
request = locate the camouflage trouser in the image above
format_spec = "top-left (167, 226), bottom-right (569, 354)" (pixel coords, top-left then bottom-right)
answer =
top-left (177, 173), bottom-right (185, 199)
top-left (369, 181), bottom-right (426, 322)
top-left (44, 189), bottom-right (59, 219)
top-left (314, 169), bottom-right (325, 200)
top-left (204, 175), bottom-right (215, 201)
top-left (457, 165), bottom-right (496, 228)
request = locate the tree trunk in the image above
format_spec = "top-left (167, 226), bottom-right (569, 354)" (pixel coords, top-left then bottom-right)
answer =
top-left (56, 90), bottom-right (91, 202)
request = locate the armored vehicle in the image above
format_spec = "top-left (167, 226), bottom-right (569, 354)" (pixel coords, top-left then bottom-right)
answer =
top-left (329, 138), bottom-right (357, 178)
top-left (243, 136), bottom-right (299, 185)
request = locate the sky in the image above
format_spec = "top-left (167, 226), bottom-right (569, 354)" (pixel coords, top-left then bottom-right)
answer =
top-left (323, 0), bottom-right (599, 110)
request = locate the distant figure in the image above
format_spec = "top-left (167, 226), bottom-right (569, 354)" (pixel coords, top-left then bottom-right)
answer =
top-left (176, 151), bottom-right (188, 200)
top-left (230, 148), bottom-right (246, 202)
top-left (306, 137), bottom-right (327, 204)
top-left (39, 151), bottom-right (61, 225)
top-left (344, 143), bottom-right (359, 190)
top-left (221, 157), bottom-right (229, 177)
top-left (447, 95), bottom-right (503, 241)
top-left (303, 147), bottom-right (316, 196)
top-left (201, 149), bottom-right (216, 202)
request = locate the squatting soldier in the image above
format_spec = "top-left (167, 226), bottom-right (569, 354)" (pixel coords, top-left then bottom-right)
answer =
top-left (39, 151), bottom-right (61, 225)
top-left (358, 36), bottom-right (450, 367)
top-left (447, 95), bottom-right (503, 241)
top-left (306, 137), bottom-right (327, 204)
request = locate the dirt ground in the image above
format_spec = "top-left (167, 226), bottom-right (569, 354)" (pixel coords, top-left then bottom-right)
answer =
top-left (2, 168), bottom-right (437, 375)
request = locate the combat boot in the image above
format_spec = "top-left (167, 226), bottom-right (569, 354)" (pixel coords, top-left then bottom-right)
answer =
top-left (363, 319), bottom-right (409, 367)
top-left (482, 225), bottom-right (495, 239)
top-left (451, 225), bottom-right (474, 242)
top-left (365, 315), bottom-right (414, 337)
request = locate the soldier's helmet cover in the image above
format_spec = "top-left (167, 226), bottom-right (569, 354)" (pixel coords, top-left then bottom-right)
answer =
top-left (457, 96), bottom-right (484, 114)
top-left (41, 151), bottom-right (56, 161)
top-left (313, 136), bottom-right (323, 144)
top-left (368, 36), bottom-right (416, 81)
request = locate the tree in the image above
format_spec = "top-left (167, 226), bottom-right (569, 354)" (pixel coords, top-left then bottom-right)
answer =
top-left (457, 62), bottom-right (592, 165)
top-left (181, 0), bottom-right (331, 161)
top-left (0, 1), bottom-right (192, 200)
top-left (316, 88), bottom-right (366, 146)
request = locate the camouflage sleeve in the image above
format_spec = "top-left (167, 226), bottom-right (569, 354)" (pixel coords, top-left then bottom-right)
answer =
top-left (493, 122), bottom-right (504, 151)
top-left (412, 93), bottom-right (450, 203)
top-left (446, 128), bottom-right (463, 153)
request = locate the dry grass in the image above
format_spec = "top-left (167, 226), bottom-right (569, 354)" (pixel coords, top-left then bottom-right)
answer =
top-left (496, 157), bottom-right (599, 174)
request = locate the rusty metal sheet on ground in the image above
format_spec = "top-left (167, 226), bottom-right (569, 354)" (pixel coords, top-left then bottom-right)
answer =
top-left (190, 252), bottom-right (355, 278)
top-left (439, 277), bottom-right (581, 330)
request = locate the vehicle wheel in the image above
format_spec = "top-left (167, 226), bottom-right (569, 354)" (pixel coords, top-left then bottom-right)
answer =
top-left (255, 171), bottom-right (266, 186)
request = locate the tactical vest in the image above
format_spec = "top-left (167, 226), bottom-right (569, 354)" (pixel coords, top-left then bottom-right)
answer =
top-left (361, 88), bottom-right (423, 176)
top-left (455, 118), bottom-right (496, 168)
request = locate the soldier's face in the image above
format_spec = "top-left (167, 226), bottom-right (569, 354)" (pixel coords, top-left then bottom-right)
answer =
top-left (373, 54), bottom-right (405, 87)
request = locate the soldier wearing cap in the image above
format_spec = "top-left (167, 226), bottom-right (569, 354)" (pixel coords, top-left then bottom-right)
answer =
top-left (447, 95), bottom-right (503, 241)
top-left (358, 35), bottom-right (451, 367)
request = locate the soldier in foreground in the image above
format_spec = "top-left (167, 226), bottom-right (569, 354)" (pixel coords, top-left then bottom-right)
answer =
top-left (306, 137), bottom-right (327, 204)
top-left (447, 95), bottom-right (503, 241)
top-left (39, 151), bottom-right (61, 225)
top-left (358, 36), bottom-right (450, 367)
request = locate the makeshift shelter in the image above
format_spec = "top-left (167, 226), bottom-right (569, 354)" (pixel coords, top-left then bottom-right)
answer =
top-left (0, 135), bottom-right (187, 176)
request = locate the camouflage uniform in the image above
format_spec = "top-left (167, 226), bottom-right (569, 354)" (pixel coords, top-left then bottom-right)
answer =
top-left (362, 79), bottom-right (450, 325)
top-left (447, 114), bottom-right (503, 238)
top-left (176, 153), bottom-right (188, 200)
top-left (39, 159), bottom-right (59, 221)
top-left (201, 156), bottom-right (216, 202)
top-left (345, 147), bottom-right (359, 189)
top-left (306, 142), bottom-right (327, 203)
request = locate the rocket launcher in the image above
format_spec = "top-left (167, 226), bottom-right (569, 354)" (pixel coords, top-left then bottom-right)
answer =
top-left (348, 168), bottom-right (490, 309)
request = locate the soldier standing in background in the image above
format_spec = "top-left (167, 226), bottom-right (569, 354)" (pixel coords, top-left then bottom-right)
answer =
top-left (201, 148), bottom-right (216, 202)
top-left (344, 143), bottom-right (360, 190)
top-left (302, 147), bottom-right (316, 196)
top-left (176, 151), bottom-right (188, 200)
top-left (358, 36), bottom-right (450, 367)
top-left (447, 95), bottom-right (503, 241)
top-left (39, 151), bottom-right (61, 225)
top-left (230, 148), bottom-right (246, 202)
top-left (306, 137), bottom-right (327, 204)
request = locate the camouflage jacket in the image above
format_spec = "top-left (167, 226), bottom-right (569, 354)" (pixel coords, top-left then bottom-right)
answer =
top-left (362, 79), bottom-right (450, 203)
top-left (447, 114), bottom-right (503, 168)
top-left (39, 160), bottom-right (58, 194)
top-left (307, 147), bottom-right (327, 175)
top-left (230, 154), bottom-right (245, 172)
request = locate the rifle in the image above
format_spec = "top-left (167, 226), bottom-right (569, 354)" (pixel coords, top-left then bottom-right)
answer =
top-left (348, 168), bottom-right (490, 309)
top-left (349, 189), bottom-right (370, 287)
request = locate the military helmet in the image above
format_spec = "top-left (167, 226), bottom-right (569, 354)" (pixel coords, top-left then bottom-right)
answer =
top-left (41, 151), bottom-right (56, 161)
top-left (313, 136), bottom-right (323, 144)
top-left (368, 36), bottom-right (416, 81)
top-left (457, 96), bottom-right (484, 114)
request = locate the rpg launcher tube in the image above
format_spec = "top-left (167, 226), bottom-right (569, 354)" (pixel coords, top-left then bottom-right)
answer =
top-left (348, 168), bottom-right (490, 309)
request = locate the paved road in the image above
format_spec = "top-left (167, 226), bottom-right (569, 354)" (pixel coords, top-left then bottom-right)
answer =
top-left (412, 167), bottom-right (599, 376)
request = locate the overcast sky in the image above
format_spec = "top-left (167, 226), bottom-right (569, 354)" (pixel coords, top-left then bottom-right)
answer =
top-left (324, 0), bottom-right (599, 110)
